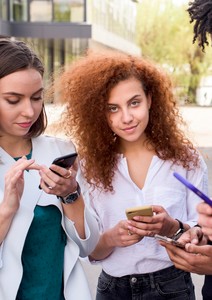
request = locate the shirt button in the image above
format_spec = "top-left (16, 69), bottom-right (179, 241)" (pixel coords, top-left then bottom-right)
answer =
top-left (131, 277), bottom-right (137, 283)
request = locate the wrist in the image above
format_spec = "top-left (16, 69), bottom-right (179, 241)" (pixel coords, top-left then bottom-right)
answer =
top-left (171, 219), bottom-right (185, 240)
top-left (57, 182), bottom-right (81, 204)
top-left (0, 201), bottom-right (18, 219)
top-left (103, 230), bottom-right (115, 249)
top-left (168, 219), bottom-right (180, 237)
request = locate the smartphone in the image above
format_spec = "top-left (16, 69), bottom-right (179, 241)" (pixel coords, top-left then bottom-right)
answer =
top-left (125, 205), bottom-right (153, 220)
top-left (38, 153), bottom-right (78, 189)
top-left (52, 153), bottom-right (78, 168)
top-left (173, 172), bottom-right (212, 207)
top-left (154, 234), bottom-right (185, 248)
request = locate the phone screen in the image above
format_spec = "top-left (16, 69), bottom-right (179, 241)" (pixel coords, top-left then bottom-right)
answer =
top-left (52, 153), bottom-right (78, 168)
top-left (173, 172), bottom-right (212, 207)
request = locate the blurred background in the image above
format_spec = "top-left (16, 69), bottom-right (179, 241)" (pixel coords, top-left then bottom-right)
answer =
top-left (0, 0), bottom-right (211, 106)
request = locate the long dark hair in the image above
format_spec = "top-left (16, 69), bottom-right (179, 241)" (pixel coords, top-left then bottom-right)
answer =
top-left (188, 0), bottom-right (212, 51)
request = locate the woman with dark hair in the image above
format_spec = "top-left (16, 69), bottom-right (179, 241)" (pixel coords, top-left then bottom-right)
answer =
top-left (57, 50), bottom-right (208, 299)
top-left (0, 36), bottom-right (99, 300)
top-left (187, 0), bottom-right (212, 51)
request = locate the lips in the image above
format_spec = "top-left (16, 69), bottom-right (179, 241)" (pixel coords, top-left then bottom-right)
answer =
top-left (122, 125), bottom-right (137, 131)
top-left (17, 122), bottom-right (32, 128)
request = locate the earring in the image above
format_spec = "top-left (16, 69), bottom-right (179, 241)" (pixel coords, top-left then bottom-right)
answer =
top-left (113, 132), bottom-right (117, 142)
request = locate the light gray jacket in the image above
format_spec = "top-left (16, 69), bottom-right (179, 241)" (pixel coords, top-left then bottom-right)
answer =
top-left (0, 135), bottom-right (99, 300)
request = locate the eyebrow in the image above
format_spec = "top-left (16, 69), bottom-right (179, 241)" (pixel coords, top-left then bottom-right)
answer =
top-left (2, 88), bottom-right (44, 97)
top-left (108, 94), bottom-right (141, 105)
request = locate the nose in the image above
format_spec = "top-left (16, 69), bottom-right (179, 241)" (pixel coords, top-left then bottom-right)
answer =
top-left (121, 108), bottom-right (133, 124)
top-left (21, 99), bottom-right (34, 118)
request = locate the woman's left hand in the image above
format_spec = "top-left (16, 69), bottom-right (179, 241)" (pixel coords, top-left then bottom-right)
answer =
top-left (39, 160), bottom-right (78, 197)
top-left (127, 205), bottom-right (179, 237)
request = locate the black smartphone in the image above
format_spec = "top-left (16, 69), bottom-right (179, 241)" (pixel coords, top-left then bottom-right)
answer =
top-left (52, 153), bottom-right (78, 168)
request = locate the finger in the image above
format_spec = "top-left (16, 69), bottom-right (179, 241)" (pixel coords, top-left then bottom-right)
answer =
top-left (39, 170), bottom-right (56, 190)
top-left (197, 202), bottom-right (212, 215)
top-left (63, 169), bottom-right (72, 179)
top-left (151, 205), bottom-right (164, 214)
top-left (50, 164), bottom-right (76, 178)
top-left (132, 215), bottom-right (154, 223)
top-left (26, 162), bottom-right (41, 171)
top-left (186, 243), bottom-right (212, 255)
top-left (6, 170), bottom-right (23, 186)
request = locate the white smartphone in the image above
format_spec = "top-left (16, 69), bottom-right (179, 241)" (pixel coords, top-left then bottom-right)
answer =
top-left (154, 234), bottom-right (185, 248)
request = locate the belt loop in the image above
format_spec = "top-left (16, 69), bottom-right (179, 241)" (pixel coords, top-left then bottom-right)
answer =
top-left (149, 273), bottom-right (155, 289)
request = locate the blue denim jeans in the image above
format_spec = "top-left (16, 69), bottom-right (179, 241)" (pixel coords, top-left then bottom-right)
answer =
top-left (96, 266), bottom-right (195, 300)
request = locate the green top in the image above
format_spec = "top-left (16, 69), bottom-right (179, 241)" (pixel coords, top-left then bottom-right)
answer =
top-left (14, 153), bottom-right (67, 300)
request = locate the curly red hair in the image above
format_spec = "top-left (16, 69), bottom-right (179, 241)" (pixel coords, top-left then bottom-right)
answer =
top-left (57, 50), bottom-right (199, 192)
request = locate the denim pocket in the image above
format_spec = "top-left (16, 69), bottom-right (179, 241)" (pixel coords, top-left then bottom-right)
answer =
top-left (97, 271), bottom-right (115, 294)
top-left (156, 271), bottom-right (195, 299)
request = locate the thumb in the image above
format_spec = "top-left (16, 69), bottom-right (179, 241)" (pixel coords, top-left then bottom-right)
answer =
top-left (152, 205), bottom-right (164, 214)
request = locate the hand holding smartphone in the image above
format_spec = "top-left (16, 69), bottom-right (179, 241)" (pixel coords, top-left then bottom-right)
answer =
top-left (125, 205), bottom-right (153, 220)
top-left (173, 172), bottom-right (212, 207)
top-left (39, 153), bottom-right (78, 189)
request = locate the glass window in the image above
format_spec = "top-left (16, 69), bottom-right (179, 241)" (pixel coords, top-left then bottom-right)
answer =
top-left (0, 0), bottom-right (8, 20)
top-left (53, 0), bottom-right (84, 22)
top-left (30, 0), bottom-right (52, 22)
top-left (10, 0), bottom-right (28, 21)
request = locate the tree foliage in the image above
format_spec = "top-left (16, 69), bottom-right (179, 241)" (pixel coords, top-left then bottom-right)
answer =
top-left (137, 0), bottom-right (211, 103)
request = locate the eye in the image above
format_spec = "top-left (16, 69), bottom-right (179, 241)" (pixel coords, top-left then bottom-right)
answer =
top-left (108, 105), bottom-right (118, 113)
top-left (131, 99), bottom-right (140, 107)
top-left (6, 99), bottom-right (19, 105)
top-left (31, 95), bottom-right (43, 101)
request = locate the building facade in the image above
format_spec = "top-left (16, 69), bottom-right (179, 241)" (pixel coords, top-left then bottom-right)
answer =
top-left (0, 0), bottom-right (141, 83)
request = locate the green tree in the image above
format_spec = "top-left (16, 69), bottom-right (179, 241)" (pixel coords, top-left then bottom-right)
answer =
top-left (137, 0), bottom-right (211, 103)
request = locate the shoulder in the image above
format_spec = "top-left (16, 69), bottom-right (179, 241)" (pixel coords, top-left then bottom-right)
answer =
top-left (198, 152), bottom-right (208, 172)
top-left (32, 135), bottom-right (76, 154)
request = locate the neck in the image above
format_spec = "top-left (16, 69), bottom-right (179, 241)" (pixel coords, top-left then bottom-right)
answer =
top-left (0, 136), bottom-right (32, 158)
top-left (119, 135), bottom-right (150, 156)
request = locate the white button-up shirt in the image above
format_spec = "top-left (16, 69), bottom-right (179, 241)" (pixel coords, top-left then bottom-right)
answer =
top-left (85, 155), bottom-right (208, 277)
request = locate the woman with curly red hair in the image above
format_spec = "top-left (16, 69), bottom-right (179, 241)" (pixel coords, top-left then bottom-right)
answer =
top-left (57, 50), bottom-right (208, 300)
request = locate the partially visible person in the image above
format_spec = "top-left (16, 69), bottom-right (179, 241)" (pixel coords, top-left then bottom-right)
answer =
top-left (160, 226), bottom-right (212, 273)
top-left (160, 1), bottom-right (212, 299)
top-left (56, 50), bottom-right (208, 299)
top-left (187, 0), bottom-right (212, 51)
top-left (0, 36), bottom-right (99, 300)
top-left (198, 202), bottom-right (212, 239)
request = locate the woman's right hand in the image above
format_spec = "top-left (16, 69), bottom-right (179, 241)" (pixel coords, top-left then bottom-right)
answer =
top-left (0, 157), bottom-right (40, 244)
top-left (2, 157), bottom-right (40, 214)
top-left (89, 220), bottom-right (142, 261)
top-left (105, 220), bottom-right (143, 248)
